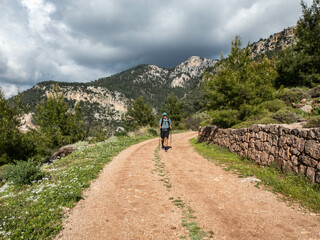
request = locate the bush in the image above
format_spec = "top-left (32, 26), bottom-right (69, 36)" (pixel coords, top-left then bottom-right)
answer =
top-left (259, 99), bottom-right (287, 112)
top-left (277, 88), bottom-right (310, 105)
top-left (184, 112), bottom-right (211, 130)
top-left (272, 108), bottom-right (299, 124)
top-left (147, 128), bottom-right (158, 136)
top-left (209, 110), bottom-right (240, 128)
top-left (305, 115), bottom-right (320, 128)
top-left (4, 161), bottom-right (43, 185)
top-left (308, 85), bottom-right (320, 98)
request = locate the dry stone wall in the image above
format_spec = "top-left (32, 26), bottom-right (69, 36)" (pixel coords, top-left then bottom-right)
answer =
top-left (198, 125), bottom-right (320, 184)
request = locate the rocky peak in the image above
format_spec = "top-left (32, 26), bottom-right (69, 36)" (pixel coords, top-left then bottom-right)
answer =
top-left (170, 56), bottom-right (217, 87)
top-left (251, 26), bottom-right (296, 58)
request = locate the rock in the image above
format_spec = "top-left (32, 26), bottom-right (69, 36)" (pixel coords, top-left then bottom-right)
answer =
top-left (301, 105), bottom-right (312, 113)
top-left (305, 140), bottom-right (320, 160)
top-left (316, 172), bottom-right (320, 184)
top-left (299, 165), bottom-right (307, 175)
top-left (306, 167), bottom-right (316, 183)
top-left (51, 145), bottom-right (77, 160)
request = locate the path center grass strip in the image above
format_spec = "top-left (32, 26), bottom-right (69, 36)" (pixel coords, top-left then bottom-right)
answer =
top-left (152, 147), bottom-right (214, 240)
top-left (190, 138), bottom-right (320, 213)
top-left (0, 134), bottom-right (156, 240)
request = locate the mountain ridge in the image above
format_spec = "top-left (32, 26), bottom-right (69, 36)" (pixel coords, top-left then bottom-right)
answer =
top-left (13, 26), bottom-right (296, 129)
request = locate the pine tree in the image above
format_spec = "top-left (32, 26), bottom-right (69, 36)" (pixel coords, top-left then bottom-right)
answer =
top-left (124, 96), bottom-right (155, 129)
top-left (276, 0), bottom-right (320, 87)
top-left (0, 89), bottom-right (29, 164)
top-left (34, 85), bottom-right (85, 148)
top-left (203, 36), bottom-right (277, 127)
top-left (161, 92), bottom-right (184, 127)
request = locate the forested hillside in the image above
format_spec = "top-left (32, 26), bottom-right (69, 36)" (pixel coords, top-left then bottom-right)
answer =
top-left (201, 0), bottom-right (320, 129)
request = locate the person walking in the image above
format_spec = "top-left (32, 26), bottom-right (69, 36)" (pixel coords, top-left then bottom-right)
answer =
top-left (159, 113), bottom-right (172, 152)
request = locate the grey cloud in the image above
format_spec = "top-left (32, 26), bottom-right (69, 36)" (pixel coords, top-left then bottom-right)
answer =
top-left (0, 0), bottom-right (313, 98)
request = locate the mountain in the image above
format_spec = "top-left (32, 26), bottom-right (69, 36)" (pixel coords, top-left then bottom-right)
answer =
top-left (14, 26), bottom-right (297, 129)
top-left (16, 56), bottom-right (217, 128)
top-left (250, 26), bottom-right (296, 59)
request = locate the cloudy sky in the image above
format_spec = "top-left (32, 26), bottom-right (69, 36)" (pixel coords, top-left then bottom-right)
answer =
top-left (0, 0), bottom-right (312, 98)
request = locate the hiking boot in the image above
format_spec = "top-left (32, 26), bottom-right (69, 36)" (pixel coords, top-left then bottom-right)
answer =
top-left (165, 147), bottom-right (168, 152)
top-left (161, 145), bottom-right (165, 150)
top-left (165, 149), bottom-right (167, 152)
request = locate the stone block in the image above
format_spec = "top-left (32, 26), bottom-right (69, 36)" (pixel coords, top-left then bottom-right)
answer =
top-left (290, 128), bottom-right (299, 136)
top-left (292, 166), bottom-right (299, 174)
top-left (307, 130), bottom-right (316, 140)
top-left (260, 152), bottom-right (269, 165)
top-left (279, 136), bottom-right (287, 147)
top-left (306, 167), bottom-right (316, 183)
top-left (305, 140), bottom-right (320, 160)
top-left (299, 165), bottom-right (307, 175)
top-left (290, 147), bottom-right (299, 156)
top-left (299, 129), bottom-right (308, 138)
top-left (298, 155), bottom-right (318, 168)
top-left (316, 172), bottom-right (320, 184)
top-left (291, 155), bottom-right (299, 166)
top-left (268, 154), bottom-right (275, 164)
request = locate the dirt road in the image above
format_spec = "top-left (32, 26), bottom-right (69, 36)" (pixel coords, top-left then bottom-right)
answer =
top-left (57, 132), bottom-right (320, 240)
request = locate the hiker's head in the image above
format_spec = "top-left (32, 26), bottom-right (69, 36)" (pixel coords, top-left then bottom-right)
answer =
top-left (163, 112), bottom-right (167, 118)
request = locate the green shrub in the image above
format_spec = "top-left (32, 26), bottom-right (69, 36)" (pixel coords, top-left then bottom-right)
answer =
top-left (4, 161), bottom-right (43, 185)
top-left (305, 115), bottom-right (320, 128)
top-left (308, 85), bottom-right (320, 98)
top-left (277, 88), bottom-right (310, 105)
top-left (259, 99), bottom-right (287, 112)
top-left (209, 110), bottom-right (240, 128)
top-left (311, 104), bottom-right (320, 115)
top-left (147, 128), bottom-right (158, 136)
top-left (272, 108), bottom-right (299, 124)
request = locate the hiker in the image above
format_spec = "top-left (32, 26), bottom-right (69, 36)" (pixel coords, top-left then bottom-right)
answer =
top-left (159, 113), bottom-right (172, 152)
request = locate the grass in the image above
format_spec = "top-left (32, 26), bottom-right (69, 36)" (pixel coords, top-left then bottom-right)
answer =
top-left (0, 133), bottom-right (157, 240)
top-left (190, 138), bottom-right (320, 213)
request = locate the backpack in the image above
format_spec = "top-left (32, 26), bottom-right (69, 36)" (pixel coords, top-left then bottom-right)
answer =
top-left (160, 118), bottom-right (171, 129)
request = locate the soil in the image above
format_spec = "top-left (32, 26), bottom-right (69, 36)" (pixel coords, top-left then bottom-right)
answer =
top-left (56, 132), bottom-right (320, 240)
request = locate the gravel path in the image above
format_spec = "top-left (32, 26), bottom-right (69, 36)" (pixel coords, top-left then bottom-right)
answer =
top-left (57, 132), bottom-right (320, 240)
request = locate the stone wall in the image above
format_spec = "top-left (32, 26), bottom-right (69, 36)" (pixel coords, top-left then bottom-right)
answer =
top-left (198, 125), bottom-right (320, 184)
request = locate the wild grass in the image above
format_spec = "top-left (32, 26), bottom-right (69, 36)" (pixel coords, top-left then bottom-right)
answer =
top-left (190, 138), bottom-right (320, 213)
top-left (0, 133), bottom-right (156, 240)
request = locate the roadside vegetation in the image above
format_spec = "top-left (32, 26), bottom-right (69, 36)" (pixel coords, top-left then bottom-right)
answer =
top-left (190, 138), bottom-right (320, 213)
top-left (199, 0), bottom-right (320, 129)
top-left (0, 129), bottom-right (158, 239)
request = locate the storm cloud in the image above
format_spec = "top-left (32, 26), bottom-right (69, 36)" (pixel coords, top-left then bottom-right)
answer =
top-left (0, 0), bottom-right (312, 98)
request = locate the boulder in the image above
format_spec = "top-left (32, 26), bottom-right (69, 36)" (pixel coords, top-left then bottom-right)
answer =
top-left (51, 145), bottom-right (77, 160)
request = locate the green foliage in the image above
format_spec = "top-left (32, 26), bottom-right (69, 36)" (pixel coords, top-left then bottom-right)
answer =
top-left (0, 89), bottom-right (35, 165)
top-left (3, 161), bottom-right (43, 185)
top-left (305, 115), bottom-right (320, 127)
top-left (277, 88), bottom-right (310, 104)
top-left (272, 108), bottom-right (299, 124)
top-left (276, 0), bottom-right (320, 87)
top-left (184, 112), bottom-right (211, 130)
top-left (124, 96), bottom-right (155, 130)
top-left (147, 128), bottom-right (158, 136)
top-left (203, 36), bottom-right (277, 128)
top-left (160, 92), bottom-right (184, 128)
top-left (34, 85), bottom-right (86, 149)
top-left (203, 36), bottom-right (277, 112)
top-left (88, 125), bottom-right (107, 143)
top-left (259, 99), bottom-right (287, 112)
top-left (208, 109), bottom-right (240, 128)
top-left (308, 85), bottom-right (320, 98)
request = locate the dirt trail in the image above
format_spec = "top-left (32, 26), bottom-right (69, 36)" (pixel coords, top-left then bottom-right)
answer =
top-left (57, 132), bottom-right (320, 240)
